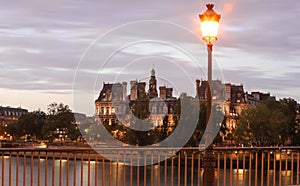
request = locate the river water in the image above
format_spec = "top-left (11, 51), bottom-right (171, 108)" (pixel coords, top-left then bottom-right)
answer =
top-left (0, 156), bottom-right (298, 185)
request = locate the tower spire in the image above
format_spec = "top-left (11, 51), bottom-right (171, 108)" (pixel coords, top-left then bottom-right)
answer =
top-left (148, 67), bottom-right (158, 98)
top-left (151, 66), bottom-right (155, 77)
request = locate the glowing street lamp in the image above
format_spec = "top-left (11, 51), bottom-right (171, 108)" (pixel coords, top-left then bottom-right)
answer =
top-left (199, 4), bottom-right (221, 186)
top-left (199, 3), bottom-right (221, 82)
top-left (200, 4), bottom-right (221, 46)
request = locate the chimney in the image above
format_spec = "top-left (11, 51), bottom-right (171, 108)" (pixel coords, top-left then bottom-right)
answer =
top-left (122, 82), bottom-right (127, 101)
top-left (196, 79), bottom-right (200, 98)
top-left (137, 82), bottom-right (146, 96)
top-left (159, 86), bottom-right (166, 99)
top-left (130, 81), bottom-right (137, 100)
top-left (112, 83), bottom-right (123, 101)
top-left (245, 91), bottom-right (248, 103)
top-left (166, 88), bottom-right (173, 98)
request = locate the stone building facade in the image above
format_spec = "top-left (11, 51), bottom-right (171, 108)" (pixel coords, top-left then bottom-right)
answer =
top-left (95, 68), bottom-right (177, 132)
top-left (195, 79), bottom-right (275, 143)
top-left (0, 106), bottom-right (28, 139)
top-left (0, 106), bottom-right (28, 127)
top-left (95, 69), bottom-right (277, 144)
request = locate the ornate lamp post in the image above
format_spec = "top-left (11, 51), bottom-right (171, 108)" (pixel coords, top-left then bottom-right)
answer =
top-left (199, 4), bottom-right (221, 186)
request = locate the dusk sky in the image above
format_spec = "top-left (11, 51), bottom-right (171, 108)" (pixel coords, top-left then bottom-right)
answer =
top-left (1, 0), bottom-right (300, 115)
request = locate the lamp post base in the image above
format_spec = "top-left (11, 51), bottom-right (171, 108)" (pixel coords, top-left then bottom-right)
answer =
top-left (202, 147), bottom-right (216, 186)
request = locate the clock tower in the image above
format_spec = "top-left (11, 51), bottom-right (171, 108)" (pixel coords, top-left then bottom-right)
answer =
top-left (148, 68), bottom-right (158, 99)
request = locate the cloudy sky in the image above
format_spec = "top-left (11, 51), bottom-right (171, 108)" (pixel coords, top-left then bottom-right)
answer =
top-left (1, 0), bottom-right (300, 115)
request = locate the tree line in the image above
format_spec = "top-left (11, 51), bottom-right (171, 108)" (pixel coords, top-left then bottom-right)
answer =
top-left (234, 98), bottom-right (300, 146)
top-left (5, 102), bottom-right (81, 141)
top-left (4, 97), bottom-right (299, 147)
top-left (101, 96), bottom-right (299, 147)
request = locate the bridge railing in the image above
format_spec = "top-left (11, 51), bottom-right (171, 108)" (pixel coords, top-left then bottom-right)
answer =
top-left (0, 146), bottom-right (299, 186)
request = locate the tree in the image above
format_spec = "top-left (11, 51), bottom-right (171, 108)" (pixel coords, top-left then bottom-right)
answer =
top-left (127, 97), bottom-right (159, 146)
top-left (47, 102), bottom-right (73, 129)
top-left (7, 110), bottom-right (46, 140)
top-left (182, 102), bottom-right (205, 147)
top-left (213, 115), bottom-right (227, 146)
top-left (6, 122), bottom-right (20, 139)
top-left (44, 102), bottom-right (77, 141)
top-left (127, 126), bottom-right (159, 146)
top-left (234, 99), bottom-right (289, 146)
top-left (131, 93), bottom-right (150, 120)
top-left (278, 98), bottom-right (298, 145)
top-left (6, 102), bottom-right (83, 141)
top-left (167, 94), bottom-right (203, 147)
top-left (67, 125), bottom-right (81, 141)
top-left (159, 115), bottom-right (170, 140)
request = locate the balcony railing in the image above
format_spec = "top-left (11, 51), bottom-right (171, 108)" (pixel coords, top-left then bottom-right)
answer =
top-left (0, 146), bottom-right (299, 186)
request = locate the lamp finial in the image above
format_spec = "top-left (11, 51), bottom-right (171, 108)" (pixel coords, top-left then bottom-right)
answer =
top-left (206, 4), bottom-right (214, 10)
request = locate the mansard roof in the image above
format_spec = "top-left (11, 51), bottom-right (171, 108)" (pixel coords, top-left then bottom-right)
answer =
top-left (95, 83), bottom-right (114, 102)
top-left (0, 106), bottom-right (28, 116)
